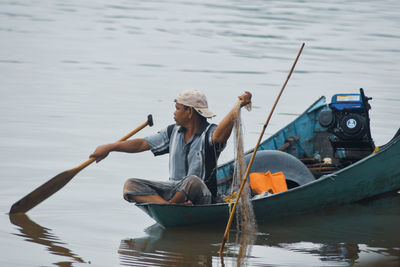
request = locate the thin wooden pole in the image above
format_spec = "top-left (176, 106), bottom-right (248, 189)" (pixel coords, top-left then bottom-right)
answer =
top-left (219, 43), bottom-right (305, 256)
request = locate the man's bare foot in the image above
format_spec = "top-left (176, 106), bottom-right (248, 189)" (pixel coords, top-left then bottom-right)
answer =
top-left (169, 200), bottom-right (193, 205)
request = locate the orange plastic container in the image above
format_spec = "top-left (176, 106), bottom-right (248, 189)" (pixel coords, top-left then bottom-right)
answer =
top-left (249, 171), bottom-right (288, 194)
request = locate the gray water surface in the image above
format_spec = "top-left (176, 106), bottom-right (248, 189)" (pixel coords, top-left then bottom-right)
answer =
top-left (1, 0), bottom-right (399, 266)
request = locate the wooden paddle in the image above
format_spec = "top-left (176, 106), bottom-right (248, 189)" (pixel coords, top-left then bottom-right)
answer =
top-left (9, 114), bottom-right (154, 214)
top-left (219, 43), bottom-right (305, 256)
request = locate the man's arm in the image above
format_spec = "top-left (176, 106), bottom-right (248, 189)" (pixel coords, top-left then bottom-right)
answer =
top-left (90, 138), bottom-right (150, 162)
top-left (212, 91), bottom-right (252, 144)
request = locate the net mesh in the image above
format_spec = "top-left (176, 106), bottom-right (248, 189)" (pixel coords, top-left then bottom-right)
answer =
top-left (231, 101), bottom-right (257, 265)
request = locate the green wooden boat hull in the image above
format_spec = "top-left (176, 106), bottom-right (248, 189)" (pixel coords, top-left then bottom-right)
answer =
top-left (136, 97), bottom-right (400, 228)
top-left (137, 135), bottom-right (400, 228)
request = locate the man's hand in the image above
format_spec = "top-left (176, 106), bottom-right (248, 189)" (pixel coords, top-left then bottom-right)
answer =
top-left (238, 91), bottom-right (252, 108)
top-left (90, 144), bottom-right (114, 163)
top-left (212, 91), bottom-right (253, 144)
top-left (90, 139), bottom-right (150, 162)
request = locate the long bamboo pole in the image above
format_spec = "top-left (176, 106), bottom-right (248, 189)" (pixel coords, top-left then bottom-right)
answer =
top-left (219, 43), bottom-right (305, 256)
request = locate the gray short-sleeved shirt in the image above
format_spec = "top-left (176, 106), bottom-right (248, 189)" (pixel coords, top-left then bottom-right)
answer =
top-left (144, 121), bottom-right (226, 182)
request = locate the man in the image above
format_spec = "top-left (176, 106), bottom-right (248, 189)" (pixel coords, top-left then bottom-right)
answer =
top-left (90, 90), bottom-right (252, 205)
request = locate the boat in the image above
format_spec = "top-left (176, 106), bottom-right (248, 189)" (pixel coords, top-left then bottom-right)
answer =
top-left (136, 89), bottom-right (400, 228)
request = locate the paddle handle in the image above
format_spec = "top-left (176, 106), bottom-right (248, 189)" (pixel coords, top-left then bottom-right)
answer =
top-left (117, 114), bottom-right (153, 142)
top-left (75, 114), bottom-right (153, 172)
top-left (219, 43), bottom-right (305, 256)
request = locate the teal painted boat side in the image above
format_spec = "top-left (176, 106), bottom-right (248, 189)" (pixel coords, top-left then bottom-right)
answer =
top-left (252, 135), bottom-right (400, 222)
top-left (257, 96), bottom-right (328, 156)
top-left (136, 202), bottom-right (230, 228)
top-left (136, 134), bottom-right (400, 228)
top-left (216, 96), bottom-right (327, 186)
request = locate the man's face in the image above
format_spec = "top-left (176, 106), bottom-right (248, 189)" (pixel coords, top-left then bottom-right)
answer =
top-left (174, 103), bottom-right (190, 126)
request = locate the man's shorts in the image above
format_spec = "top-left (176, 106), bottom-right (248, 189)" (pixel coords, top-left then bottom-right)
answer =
top-left (123, 175), bottom-right (212, 205)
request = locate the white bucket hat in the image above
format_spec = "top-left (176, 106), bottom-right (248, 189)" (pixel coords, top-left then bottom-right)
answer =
top-left (175, 90), bottom-right (215, 118)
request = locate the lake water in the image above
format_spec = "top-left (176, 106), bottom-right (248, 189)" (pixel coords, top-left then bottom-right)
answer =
top-left (1, 0), bottom-right (399, 266)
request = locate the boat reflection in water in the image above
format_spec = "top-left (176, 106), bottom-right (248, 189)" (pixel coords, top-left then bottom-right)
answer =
top-left (9, 214), bottom-right (85, 266)
top-left (119, 224), bottom-right (222, 266)
top-left (119, 192), bottom-right (400, 266)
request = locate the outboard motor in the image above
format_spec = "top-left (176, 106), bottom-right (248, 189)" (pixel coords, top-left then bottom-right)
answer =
top-left (318, 88), bottom-right (375, 165)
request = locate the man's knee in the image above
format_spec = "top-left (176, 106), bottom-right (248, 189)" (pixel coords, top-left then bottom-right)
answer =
top-left (123, 178), bottom-right (141, 202)
top-left (185, 175), bottom-right (204, 187)
top-left (123, 178), bottom-right (134, 193)
top-left (181, 175), bottom-right (211, 204)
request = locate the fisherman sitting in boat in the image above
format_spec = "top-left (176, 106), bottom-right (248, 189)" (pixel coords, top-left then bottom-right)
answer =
top-left (90, 90), bottom-right (252, 205)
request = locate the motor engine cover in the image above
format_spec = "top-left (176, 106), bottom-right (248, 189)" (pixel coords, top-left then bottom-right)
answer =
top-left (319, 93), bottom-right (369, 140)
top-left (338, 113), bottom-right (366, 139)
top-left (317, 89), bottom-right (374, 165)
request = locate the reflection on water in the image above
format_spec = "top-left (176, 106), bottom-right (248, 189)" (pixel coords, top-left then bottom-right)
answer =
top-left (119, 192), bottom-right (400, 266)
top-left (119, 224), bottom-right (258, 266)
top-left (254, 193), bottom-right (400, 266)
top-left (9, 214), bottom-right (85, 267)
top-left (7, 193), bottom-right (399, 267)
top-left (119, 224), bottom-right (219, 266)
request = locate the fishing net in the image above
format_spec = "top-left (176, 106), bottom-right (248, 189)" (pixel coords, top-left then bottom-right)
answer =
top-left (231, 100), bottom-right (257, 265)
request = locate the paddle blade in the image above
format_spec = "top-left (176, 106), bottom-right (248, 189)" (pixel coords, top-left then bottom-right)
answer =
top-left (9, 168), bottom-right (79, 214)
